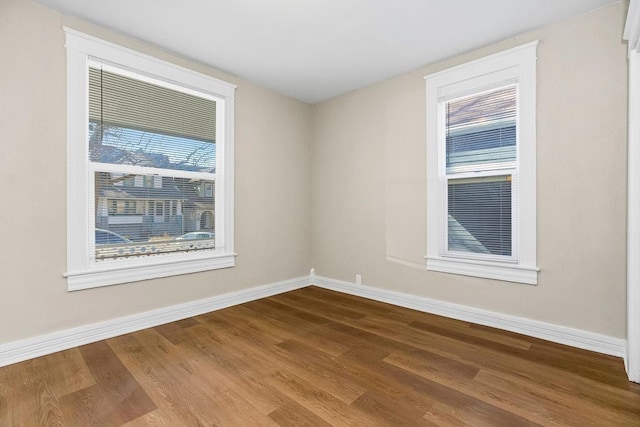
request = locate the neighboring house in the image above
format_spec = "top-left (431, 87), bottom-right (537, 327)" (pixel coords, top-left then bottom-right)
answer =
top-left (96, 174), bottom-right (186, 241)
top-left (178, 178), bottom-right (215, 233)
top-left (90, 131), bottom-right (216, 241)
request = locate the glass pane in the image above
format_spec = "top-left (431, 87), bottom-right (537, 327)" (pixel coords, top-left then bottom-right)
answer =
top-left (89, 123), bottom-right (216, 172)
top-left (94, 172), bottom-right (215, 260)
top-left (88, 66), bottom-right (216, 173)
top-left (446, 85), bottom-right (516, 173)
top-left (448, 175), bottom-right (512, 257)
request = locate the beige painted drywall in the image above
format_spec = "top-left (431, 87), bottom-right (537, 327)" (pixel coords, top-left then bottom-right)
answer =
top-left (0, 0), bottom-right (312, 343)
top-left (311, 2), bottom-right (629, 338)
top-left (0, 0), bottom-right (629, 347)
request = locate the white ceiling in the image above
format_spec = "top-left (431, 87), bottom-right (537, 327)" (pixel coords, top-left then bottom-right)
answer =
top-left (37, 0), bottom-right (618, 103)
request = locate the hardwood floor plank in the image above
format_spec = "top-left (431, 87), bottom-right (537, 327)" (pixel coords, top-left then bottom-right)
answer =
top-left (0, 394), bottom-right (8, 427)
top-left (346, 310), bottom-right (638, 411)
top-left (36, 376), bottom-right (65, 426)
top-left (153, 322), bottom-right (190, 345)
top-left (62, 341), bottom-right (156, 426)
top-left (234, 305), bottom-right (353, 357)
top-left (526, 340), bottom-right (631, 386)
top-left (339, 347), bottom-right (540, 427)
top-left (271, 339), bottom-right (367, 403)
top-left (122, 409), bottom-right (177, 427)
top-left (423, 400), bottom-right (535, 427)
top-left (176, 333), bottom-right (291, 415)
top-left (271, 292), bottom-right (370, 322)
top-left (197, 305), bottom-right (289, 347)
top-left (174, 318), bottom-right (200, 329)
top-left (268, 400), bottom-right (333, 427)
top-left (107, 333), bottom-right (210, 426)
top-left (119, 328), bottom-right (278, 426)
top-left (385, 351), bottom-right (597, 426)
top-left (409, 320), bottom-right (627, 387)
top-left (119, 329), bottom-right (245, 425)
top-left (317, 319), bottom-right (482, 385)
top-left (0, 360), bottom-right (42, 425)
top-left (350, 391), bottom-right (437, 426)
top-left (474, 368), bottom-right (640, 425)
top-left (302, 287), bottom-right (399, 313)
top-left (0, 287), bottom-right (637, 426)
top-left (0, 347), bottom-right (97, 426)
top-left (238, 299), bottom-right (333, 329)
top-left (378, 307), bottom-right (533, 351)
top-left (262, 369), bottom-right (383, 426)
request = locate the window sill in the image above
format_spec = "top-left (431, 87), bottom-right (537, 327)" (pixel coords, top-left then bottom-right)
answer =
top-left (64, 252), bottom-right (236, 291)
top-left (425, 256), bottom-right (538, 285)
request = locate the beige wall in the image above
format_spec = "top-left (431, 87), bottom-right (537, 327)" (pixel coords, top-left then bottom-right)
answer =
top-left (312, 3), bottom-right (629, 338)
top-left (0, 0), bottom-right (312, 343)
top-left (0, 0), bottom-right (629, 346)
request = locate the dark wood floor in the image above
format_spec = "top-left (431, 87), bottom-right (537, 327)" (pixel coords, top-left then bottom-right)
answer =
top-left (0, 287), bottom-right (639, 426)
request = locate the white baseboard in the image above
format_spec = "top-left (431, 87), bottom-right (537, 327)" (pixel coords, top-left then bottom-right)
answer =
top-left (0, 273), bottom-right (627, 369)
top-left (312, 275), bottom-right (627, 358)
top-left (0, 276), bottom-right (310, 368)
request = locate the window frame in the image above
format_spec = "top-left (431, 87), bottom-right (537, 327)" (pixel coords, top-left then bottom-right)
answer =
top-left (63, 28), bottom-right (236, 291)
top-left (424, 42), bottom-right (539, 285)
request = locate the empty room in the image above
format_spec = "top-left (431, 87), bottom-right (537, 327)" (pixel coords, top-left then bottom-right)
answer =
top-left (1, 0), bottom-right (640, 425)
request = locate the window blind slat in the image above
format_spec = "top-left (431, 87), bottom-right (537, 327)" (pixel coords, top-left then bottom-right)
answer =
top-left (89, 67), bottom-right (216, 143)
top-left (88, 66), bottom-right (217, 174)
top-left (447, 176), bottom-right (512, 257)
top-left (446, 85), bottom-right (516, 173)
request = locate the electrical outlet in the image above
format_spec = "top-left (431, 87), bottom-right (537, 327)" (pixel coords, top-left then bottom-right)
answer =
top-left (355, 274), bottom-right (362, 284)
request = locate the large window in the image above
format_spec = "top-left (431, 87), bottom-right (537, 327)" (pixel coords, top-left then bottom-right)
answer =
top-left (425, 42), bottom-right (539, 284)
top-left (64, 29), bottom-right (236, 290)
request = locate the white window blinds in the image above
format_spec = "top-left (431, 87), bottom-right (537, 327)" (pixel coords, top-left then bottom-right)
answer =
top-left (88, 66), bottom-right (217, 173)
top-left (89, 67), bottom-right (216, 143)
top-left (88, 64), bottom-right (217, 260)
top-left (444, 85), bottom-right (517, 259)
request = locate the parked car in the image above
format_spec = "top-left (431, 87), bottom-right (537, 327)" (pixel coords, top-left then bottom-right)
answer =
top-left (95, 228), bottom-right (132, 245)
top-left (175, 232), bottom-right (214, 240)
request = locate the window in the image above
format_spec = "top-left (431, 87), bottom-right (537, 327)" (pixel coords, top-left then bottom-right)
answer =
top-left (425, 42), bottom-right (539, 284)
top-left (64, 28), bottom-right (236, 291)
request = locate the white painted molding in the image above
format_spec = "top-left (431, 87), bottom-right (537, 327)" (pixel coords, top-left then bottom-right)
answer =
top-left (312, 275), bottom-right (626, 358)
top-left (65, 253), bottom-right (237, 291)
top-left (425, 257), bottom-right (538, 285)
top-left (424, 42), bottom-right (538, 285)
top-left (624, 32), bottom-right (640, 383)
top-left (64, 27), bottom-right (237, 290)
top-left (0, 273), bottom-right (629, 373)
top-left (0, 276), bottom-right (310, 368)
top-left (64, 28), bottom-right (237, 97)
top-left (625, 0), bottom-right (640, 55)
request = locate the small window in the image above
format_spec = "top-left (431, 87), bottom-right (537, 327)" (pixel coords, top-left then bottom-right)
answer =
top-left (425, 42), bottom-right (539, 284)
top-left (155, 201), bottom-right (164, 216)
top-left (64, 28), bottom-right (236, 290)
top-left (444, 85), bottom-right (516, 261)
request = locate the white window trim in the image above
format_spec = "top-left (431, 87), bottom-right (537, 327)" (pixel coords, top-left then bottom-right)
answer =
top-left (624, 0), bottom-right (640, 383)
top-left (424, 42), bottom-right (539, 285)
top-left (63, 28), bottom-right (236, 291)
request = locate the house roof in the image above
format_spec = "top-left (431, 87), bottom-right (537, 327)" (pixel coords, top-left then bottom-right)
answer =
top-left (447, 86), bottom-right (516, 130)
top-left (102, 183), bottom-right (185, 200)
top-left (192, 201), bottom-right (214, 210)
